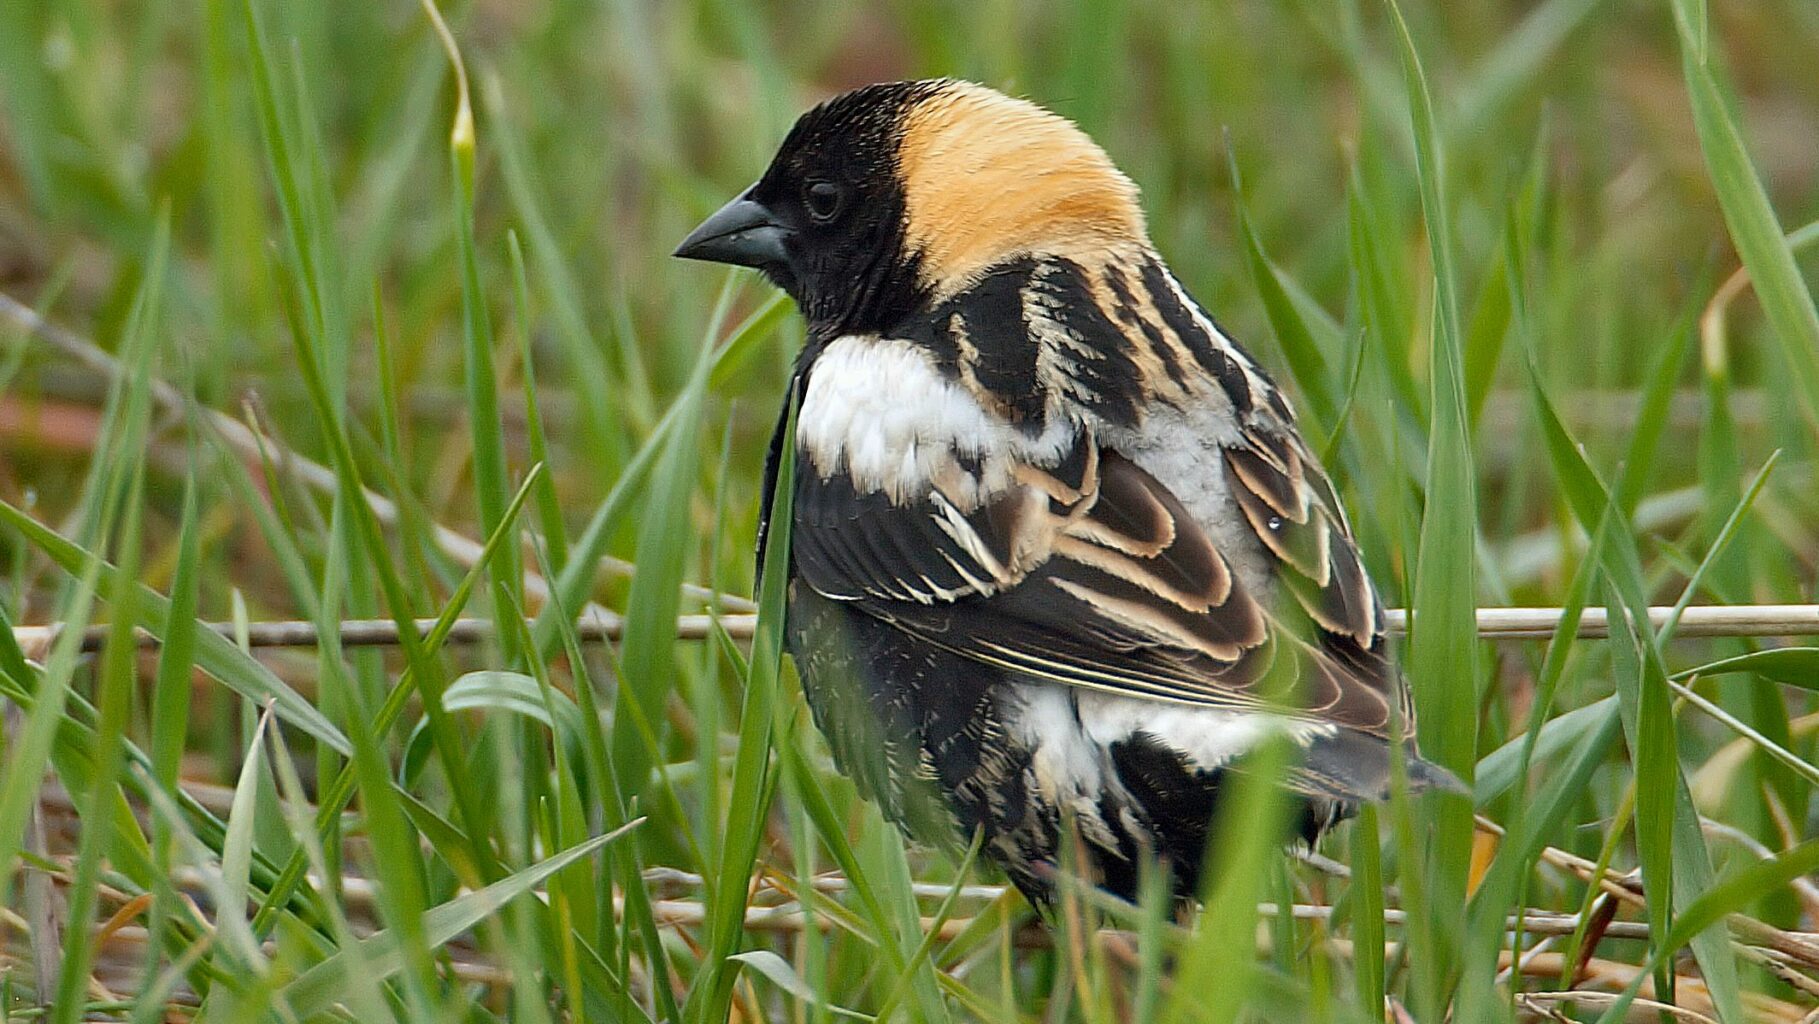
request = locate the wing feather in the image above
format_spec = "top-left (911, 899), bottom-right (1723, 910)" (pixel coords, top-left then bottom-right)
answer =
top-left (786, 253), bottom-right (1408, 738)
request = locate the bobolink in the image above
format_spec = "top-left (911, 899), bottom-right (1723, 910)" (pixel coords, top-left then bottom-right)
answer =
top-left (676, 79), bottom-right (1456, 908)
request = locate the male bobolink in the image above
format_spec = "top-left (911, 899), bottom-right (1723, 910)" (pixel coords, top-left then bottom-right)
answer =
top-left (676, 79), bottom-right (1456, 908)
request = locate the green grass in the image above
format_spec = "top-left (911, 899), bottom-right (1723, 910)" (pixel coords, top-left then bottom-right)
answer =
top-left (2, 1), bottom-right (1818, 1021)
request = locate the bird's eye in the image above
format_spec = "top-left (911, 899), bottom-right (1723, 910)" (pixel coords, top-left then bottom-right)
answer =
top-left (804, 180), bottom-right (843, 222)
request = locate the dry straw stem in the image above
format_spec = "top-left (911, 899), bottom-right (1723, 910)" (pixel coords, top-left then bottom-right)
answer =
top-left (26, 861), bottom-right (1810, 1023)
top-left (1336, 943), bottom-right (1812, 1023)
top-left (29, 799), bottom-right (1814, 971)
top-left (1413, 604), bottom-right (1819, 639)
top-left (1475, 815), bottom-right (1819, 987)
top-left (1, 845), bottom-right (1655, 956)
top-left (21, 798), bottom-right (1818, 1017)
top-left (10, 603), bottom-right (1819, 655)
top-left (1517, 991), bottom-right (1715, 1024)
top-left (0, 290), bottom-right (755, 615)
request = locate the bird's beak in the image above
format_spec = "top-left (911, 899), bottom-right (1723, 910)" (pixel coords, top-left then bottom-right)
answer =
top-left (673, 185), bottom-right (791, 269)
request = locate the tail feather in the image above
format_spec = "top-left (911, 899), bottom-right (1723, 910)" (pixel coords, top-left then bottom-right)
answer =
top-left (1294, 728), bottom-right (1468, 803)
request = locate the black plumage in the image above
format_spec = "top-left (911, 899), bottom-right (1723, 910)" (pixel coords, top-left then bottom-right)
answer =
top-left (677, 78), bottom-right (1458, 910)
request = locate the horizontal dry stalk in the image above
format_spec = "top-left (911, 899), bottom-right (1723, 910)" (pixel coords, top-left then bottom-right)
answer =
top-left (19, 813), bottom-right (1818, 1017)
top-left (1477, 815), bottom-right (1819, 983)
top-left (11, 604), bottom-right (1819, 655)
top-left (8, 849), bottom-right (1655, 959)
top-left (1516, 991), bottom-right (1718, 1024)
top-left (18, 842), bottom-right (1649, 949)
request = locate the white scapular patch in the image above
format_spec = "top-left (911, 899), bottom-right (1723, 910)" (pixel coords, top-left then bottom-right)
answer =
top-left (799, 335), bottom-right (1076, 503)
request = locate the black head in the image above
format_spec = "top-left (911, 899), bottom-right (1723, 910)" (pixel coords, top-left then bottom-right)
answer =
top-left (676, 79), bottom-right (1147, 339)
top-left (674, 81), bottom-right (943, 338)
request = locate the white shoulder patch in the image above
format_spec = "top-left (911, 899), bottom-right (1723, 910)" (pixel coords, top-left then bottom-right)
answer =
top-left (798, 335), bottom-right (1075, 503)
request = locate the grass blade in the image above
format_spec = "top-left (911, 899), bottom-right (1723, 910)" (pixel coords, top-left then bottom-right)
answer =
top-left (1676, 17), bottom-right (1819, 434)
top-left (1382, 2), bottom-right (1479, 1013)
top-left (280, 819), bottom-right (643, 1018)
top-left (683, 391), bottom-right (795, 1024)
top-left (1526, 357), bottom-right (1747, 1023)
top-left (0, 501), bottom-right (351, 755)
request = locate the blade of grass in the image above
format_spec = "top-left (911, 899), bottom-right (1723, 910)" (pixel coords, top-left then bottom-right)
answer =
top-left (857, 799), bottom-right (954, 1024)
top-left (530, 535), bottom-right (675, 1023)
top-left (1526, 357), bottom-right (1747, 1023)
top-left (326, 627), bottom-right (467, 1019)
top-left (1449, 0), bottom-right (1603, 128)
top-left (368, 285), bottom-right (443, 598)
top-left (1669, 680), bottom-right (1819, 787)
top-left (1457, 185), bottom-right (1648, 1017)
top-left (1474, 696), bottom-right (1613, 805)
top-left (216, 707), bottom-right (276, 973)
top-left (1228, 143), bottom-right (1337, 431)
top-left (248, 465), bottom-right (542, 933)
top-left (272, 236), bottom-right (500, 885)
top-left (608, 277), bottom-right (730, 818)
top-left (1163, 734), bottom-right (1296, 1024)
top-left (730, 950), bottom-right (876, 1022)
top-left (0, 504), bottom-right (350, 756)
top-left (1659, 837), bottom-right (1819, 961)
top-left (1460, 118), bottom-right (1549, 430)
top-left (483, 69), bottom-right (638, 470)
top-left (774, 737), bottom-right (923, 997)
top-left (144, 468), bottom-right (201, 983)
top-left (1383, 2), bottom-right (1478, 1014)
top-left (279, 819), bottom-right (643, 1018)
top-left (1345, 159), bottom-right (1423, 425)
top-left (1348, 805), bottom-right (1386, 1017)
top-left (1674, 648), bottom-right (1819, 687)
top-left (503, 599), bottom-right (599, 1015)
top-left (265, 701), bottom-right (392, 1021)
top-left (684, 392), bottom-right (795, 1024)
top-left (49, 462), bottom-right (149, 1024)
top-left (528, 290), bottom-right (789, 661)
top-left (185, 708), bottom-right (284, 1021)
top-left (1675, 10), bottom-right (1819, 435)
top-left (861, 834), bottom-right (983, 1022)
top-left (426, 0), bottom-right (524, 668)
top-left (0, 659), bottom-right (296, 942)
top-left (39, 200), bottom-right (166, 1020)
top-left (400, 671), bottom-right (585, 784)
top-left (1660, 452), bottom-right (1779, 647)
top-left (508, 231), bottom-right (570, 570)
top-left (239, 0), bottom-right (345, 396)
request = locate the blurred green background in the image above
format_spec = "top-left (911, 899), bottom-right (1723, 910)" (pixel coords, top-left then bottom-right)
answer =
top-left (2, 1), bottom-right (1817, 1021)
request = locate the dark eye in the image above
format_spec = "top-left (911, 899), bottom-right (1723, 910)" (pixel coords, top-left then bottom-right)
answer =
top-left (804, 180), bottom-right (843, 222)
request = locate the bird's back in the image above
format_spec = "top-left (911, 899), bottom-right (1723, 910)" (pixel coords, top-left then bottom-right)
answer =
top-left (775, 249), bottom-right (1433, 906)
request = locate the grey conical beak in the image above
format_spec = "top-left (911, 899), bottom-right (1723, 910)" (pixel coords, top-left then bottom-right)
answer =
top-left (673, 185), bottom-right (791, 269)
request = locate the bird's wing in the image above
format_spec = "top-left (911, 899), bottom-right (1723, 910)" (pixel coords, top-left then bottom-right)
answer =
top-left (790, 425), bottom-right (1401, 737)
top-left (1216, 418), bottom-right (1410, 725)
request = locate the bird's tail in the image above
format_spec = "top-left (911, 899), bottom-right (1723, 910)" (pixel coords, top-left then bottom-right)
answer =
top-left (1293, 729), bottom-right (1469, 804)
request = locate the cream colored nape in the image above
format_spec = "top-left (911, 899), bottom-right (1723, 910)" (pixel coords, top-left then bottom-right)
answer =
top-left (896, 81), bottom-right (1149, 295)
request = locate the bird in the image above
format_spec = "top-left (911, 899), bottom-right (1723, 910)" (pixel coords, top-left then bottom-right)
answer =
top-left (674, 78), bottom-right (1458, 910)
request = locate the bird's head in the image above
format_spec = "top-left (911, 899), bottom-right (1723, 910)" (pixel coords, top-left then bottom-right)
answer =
top-left (675, 79), bottom-right (1149, 338)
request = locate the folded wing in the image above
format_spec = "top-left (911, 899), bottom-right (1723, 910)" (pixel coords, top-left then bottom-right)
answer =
top-left (790, 421), bottom-right (1403, 738)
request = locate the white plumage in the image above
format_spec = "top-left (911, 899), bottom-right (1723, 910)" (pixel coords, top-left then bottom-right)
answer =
top-left (797, 334), bottom-right (1077, 506)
